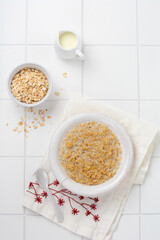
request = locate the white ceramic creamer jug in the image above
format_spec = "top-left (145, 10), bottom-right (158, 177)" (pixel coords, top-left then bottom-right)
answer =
top-left (54, 30), bottom-right (85, 61)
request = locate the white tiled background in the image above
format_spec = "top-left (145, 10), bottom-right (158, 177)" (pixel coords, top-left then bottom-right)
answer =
top-left (0, 0), bottom-right (160, 239)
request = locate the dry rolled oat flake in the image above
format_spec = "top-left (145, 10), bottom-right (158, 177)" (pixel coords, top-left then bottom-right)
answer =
top-left (62, 72), bottom-right (67, 78)
top-left (59, 121), bottom-right (122, 185)
top-left (11, 68), bottom-right (49, 104)
top-left (55, 91), bottom-right (60, 96)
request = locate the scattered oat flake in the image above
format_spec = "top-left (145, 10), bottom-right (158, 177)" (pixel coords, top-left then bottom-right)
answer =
top-left (24, 122), bottom-right (28, 127)
top-left (18, 121), bottom-right (23, 126)
top-left (11, 107), bottom-right (52, 134)
top-left (60, 88), bottom-right (63, 91)
top-left (24, 127), bottom-right (29, 133)
top-left (13, 128), bottom-right (17, 132)
top-left (41, 117), bottom-right (45, 122)
top-left (39, 110), bottom-right (42, 115)
top-left (62, 72), bottom-right (67, 78)
top-left (55, 91), bottom-right (60, 96)
top-left (6, 123), bottom-right (9, 126)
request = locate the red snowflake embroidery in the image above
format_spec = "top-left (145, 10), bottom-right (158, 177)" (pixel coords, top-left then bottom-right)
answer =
top-left (58, 198), bottom-right (65, 206)
top-left (93, 197), bottom-right (99, 203)
top-left (72, 208), bottom-right (79, 215)
top-left (90, 203), bottom-right (96, 210)
top-left (28, 182), bottom-right (34, 189)
top-left (79, 196), bottom-right (84, 200)
top-left (27, 180), bottom-right (100, 222)
top-left (85, 210), bottom-right (91, 216)
top-left (35, 196), bottom-right (42, 203)
top-left (53, 179), bottom-right (59, 186)
top-left (88, 197), bottom-right (99, 203)
top-left (93, 214), bottom-right (100, 222)
top-left (41, 191), bottom-right (48, 198)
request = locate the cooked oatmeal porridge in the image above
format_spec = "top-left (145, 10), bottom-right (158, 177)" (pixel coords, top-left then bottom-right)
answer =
top-left (59, 121), bottom-right (122, 185)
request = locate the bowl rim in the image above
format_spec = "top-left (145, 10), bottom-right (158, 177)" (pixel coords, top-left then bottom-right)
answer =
top-left (7, 62), bottom-right (53, 107)
top-left (49, 113), bottom-right (134, 197)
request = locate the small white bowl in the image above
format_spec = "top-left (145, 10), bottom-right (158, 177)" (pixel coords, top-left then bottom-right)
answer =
top-left (7, 63), bottom-right (53, 107)
top-left (49, 113), bottom-right (134, 197)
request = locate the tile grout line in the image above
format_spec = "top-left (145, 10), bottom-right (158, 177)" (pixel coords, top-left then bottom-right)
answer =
top-left (139, 181), bottom-right (141, 238)
top-left (0, 99), bottom-right (69, 101)
top-left (81, 2), bottom-right (84, 240)
top-left (2, 98), bottom-right (160, 102)
top-left (0, 213), bottom-right (25, 216)
top-left (1, 155), bottom-right (160, 159)
top-left (136, 1), bottom-right (141, 240)
top-left (81, 0), bottom-right (84, 98)
top-left (1, 212), bottom-right (160, 216)
top-left (2, 43), bottom-right (160, 47)
top-left (136, 13), bottom-right (140, 119)
top-left (23, 0), bottom-right (28, 239)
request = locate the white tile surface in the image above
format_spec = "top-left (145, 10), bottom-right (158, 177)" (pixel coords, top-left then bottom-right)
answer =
top-left (25, 215), bottom-right (81, 240)
top-left (83, 0), bottom-right (137, 45)
top-left (25, 101), bottom-right (67, 156)
top-left (141, 157), bottom-right (160, 213)
top-left (27, 0), bottom-right (81, 44)
top-left (139, 47), bottom-right (160, 99)
top-left (0, 0), bottom-right (26, 44)
top-left (0, 101), bottom-right (24, 156)
top-left (0, 157), bottom-right (24, 214)
top-left (112, 215), bottom-right (139, 240)
top-left (140, 101), bottom-right (160, 157)
top-left (27, 46), bottom-right (82, 99)
top-left (138, 0), bottom-right (160, 45)
top-left (83, 46), bottom-right (137, 99)
top-left (141, 215), bottom-right (160, 240)
top-left (0, 215), bottom-right (23, 240)
top-left (0, 46), bottom-right (25, 99)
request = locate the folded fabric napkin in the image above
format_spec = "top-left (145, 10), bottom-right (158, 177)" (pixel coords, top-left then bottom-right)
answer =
top-left (23, 96), bottom-right (157, 240)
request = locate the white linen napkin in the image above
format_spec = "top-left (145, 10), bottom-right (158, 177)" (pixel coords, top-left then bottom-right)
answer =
top-left (23, 96), bottom-right (157, 240)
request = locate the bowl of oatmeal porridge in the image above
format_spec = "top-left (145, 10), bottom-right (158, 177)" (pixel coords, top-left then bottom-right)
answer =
top-left (49, 113), bottom-right (133, 197)
top-left (7, 63), bottom-right (52, 107)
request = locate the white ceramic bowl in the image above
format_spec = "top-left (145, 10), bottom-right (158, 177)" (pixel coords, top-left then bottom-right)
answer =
top-left (7, 63), bottom-right (53, 107)
top-left (49, 113), bottom-right (134, 197)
